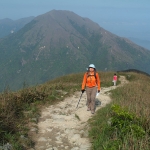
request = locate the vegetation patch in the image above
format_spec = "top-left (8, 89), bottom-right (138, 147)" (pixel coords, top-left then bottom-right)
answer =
top-left (89, 72), bottom-right (150, 150)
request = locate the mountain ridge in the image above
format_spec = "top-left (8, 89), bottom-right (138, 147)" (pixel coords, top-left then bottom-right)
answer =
top-left (0, 10), bottom-right (150, 92)
top-left (0, 16), bottom-right (35, 38)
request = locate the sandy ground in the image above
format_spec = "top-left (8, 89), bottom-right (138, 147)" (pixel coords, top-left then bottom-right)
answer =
top-left (29, 76), bottom-right (128, 150)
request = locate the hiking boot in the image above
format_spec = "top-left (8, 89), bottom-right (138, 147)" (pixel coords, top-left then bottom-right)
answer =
top-left (87, 107), bottom-right (91, 111)
top-left (91, 111), bottom-right (95, 114)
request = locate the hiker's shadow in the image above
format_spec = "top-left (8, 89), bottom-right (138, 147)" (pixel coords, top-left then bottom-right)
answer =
top-left (95, 98), bottom-right (101, 111)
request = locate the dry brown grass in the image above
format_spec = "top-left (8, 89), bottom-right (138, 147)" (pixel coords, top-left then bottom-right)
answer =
top-left (112, 72), bottom-right (150, 123)
top-left (89, 71), bottom-right (150, 150)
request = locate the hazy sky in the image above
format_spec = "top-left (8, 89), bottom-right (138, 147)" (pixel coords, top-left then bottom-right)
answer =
top-left (0, 0), bottom-right (150, 40)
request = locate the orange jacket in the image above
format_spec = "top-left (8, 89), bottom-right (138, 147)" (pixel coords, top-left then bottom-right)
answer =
top-left (82, 72), bottom-right (100, 90)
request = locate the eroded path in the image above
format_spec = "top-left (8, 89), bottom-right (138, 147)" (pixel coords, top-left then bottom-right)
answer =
top-left (29, 76), bottom-right (128, 150)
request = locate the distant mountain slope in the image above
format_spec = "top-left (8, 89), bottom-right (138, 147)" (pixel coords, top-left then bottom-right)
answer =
top-left (0, 16), bottom-right (34, 38)
top-left (0, 10), bottom-right (150, 92)
top-left (128, 37), bottom-right (150, 51)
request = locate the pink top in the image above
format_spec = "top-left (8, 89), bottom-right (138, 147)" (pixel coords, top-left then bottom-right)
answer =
top-left (113, 75), bottom-right (117, 81)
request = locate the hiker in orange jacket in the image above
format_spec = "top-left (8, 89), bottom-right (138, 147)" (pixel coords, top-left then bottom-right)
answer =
top-left (81, 64), bottom-right (100, 114)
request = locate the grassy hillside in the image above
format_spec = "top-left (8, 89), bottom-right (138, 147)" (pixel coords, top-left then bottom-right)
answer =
top-left (0, 71), bottom-right (150, 149)
top-left (89, 72), bottom-right (150, 150)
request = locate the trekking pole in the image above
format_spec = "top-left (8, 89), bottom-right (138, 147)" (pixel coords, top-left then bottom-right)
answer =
top-left (76, 93), bottom-right (83, 108)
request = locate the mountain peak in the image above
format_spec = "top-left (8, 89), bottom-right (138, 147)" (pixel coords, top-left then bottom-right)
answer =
top-left (0, 10), bottom-right (150, 92)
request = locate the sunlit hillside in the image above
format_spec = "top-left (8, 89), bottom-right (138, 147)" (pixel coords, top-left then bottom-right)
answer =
top-left (0, 70), bottom-right (150, 149)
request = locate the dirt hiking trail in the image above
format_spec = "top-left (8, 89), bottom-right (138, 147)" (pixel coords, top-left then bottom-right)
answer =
top-left (29, 76), bottom-right (128, 150)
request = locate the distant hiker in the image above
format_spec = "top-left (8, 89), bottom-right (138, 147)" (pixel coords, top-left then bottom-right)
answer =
top-left (113, 73), bottom-right (117, 86)
top-left (81, 64), bottom-right (101, 114)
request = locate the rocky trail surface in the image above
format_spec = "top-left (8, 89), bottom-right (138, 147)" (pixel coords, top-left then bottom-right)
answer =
top-left (29, 76), bottom-right (128, 150)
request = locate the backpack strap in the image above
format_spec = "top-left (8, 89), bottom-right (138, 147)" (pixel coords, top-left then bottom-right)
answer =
top-left (86, 71), bottom-right (97, 82)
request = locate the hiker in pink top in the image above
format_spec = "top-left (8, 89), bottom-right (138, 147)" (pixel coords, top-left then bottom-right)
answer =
top-left (113, 73), bottom-right (117, 86)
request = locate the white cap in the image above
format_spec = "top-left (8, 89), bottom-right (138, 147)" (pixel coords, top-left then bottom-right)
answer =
top-left (89, 64), bottom-right (96, 69)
